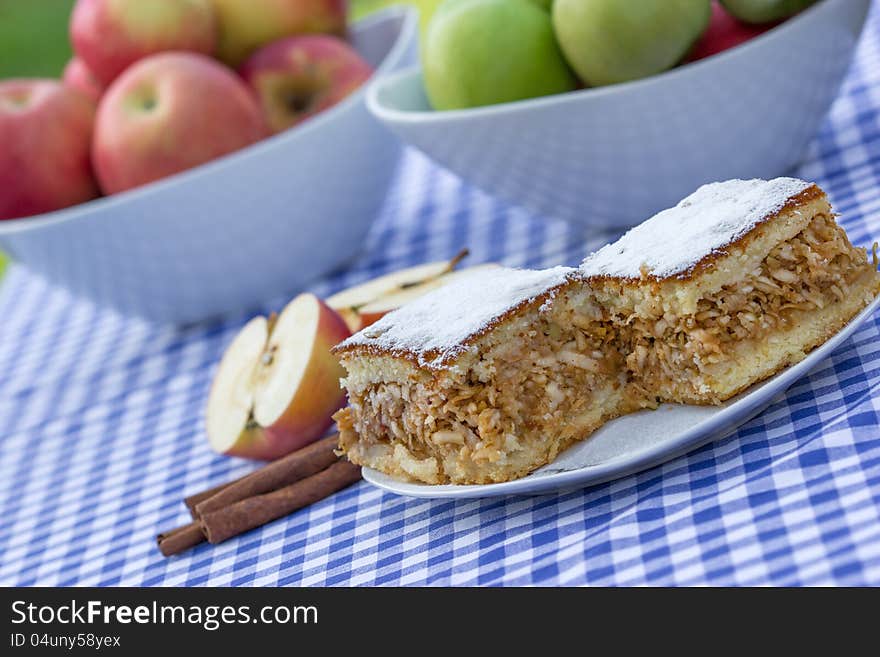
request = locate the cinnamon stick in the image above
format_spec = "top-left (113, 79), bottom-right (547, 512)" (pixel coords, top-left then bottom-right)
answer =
top-left (157, 433), bottom-right (357, 557)
top-left (157, 521), bottom-right (205, 557)
top-left (183, 433), bottom-right (338, 518)
top-left (201, 460), bottom-right (362, 544)
top-left (193, 433), bottom-right (341, 518)
top-left (184, 481), bottom-right (235, 517)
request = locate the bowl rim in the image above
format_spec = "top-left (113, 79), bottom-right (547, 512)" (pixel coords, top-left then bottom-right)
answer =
top-left (368, 0), bottom-right (858, 124)
top-left (0, 5), bottom-right (419, 236)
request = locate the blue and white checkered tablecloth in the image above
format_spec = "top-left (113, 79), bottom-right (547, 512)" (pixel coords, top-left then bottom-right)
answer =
top-left (3, 13), bottom-right (880, 588)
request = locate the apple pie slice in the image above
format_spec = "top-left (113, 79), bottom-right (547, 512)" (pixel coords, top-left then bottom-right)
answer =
top-left (333, 266), bottom-right (637, 484)
top-left (582, 178), bottom-right (880, 404)
top-left (334, 178), bottom-right (880, 485)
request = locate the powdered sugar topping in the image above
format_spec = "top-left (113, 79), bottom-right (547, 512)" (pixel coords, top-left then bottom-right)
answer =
top-left (580, 178), bottom-right (814, 279)
top-left (338, 266), bottom-right (576, 368)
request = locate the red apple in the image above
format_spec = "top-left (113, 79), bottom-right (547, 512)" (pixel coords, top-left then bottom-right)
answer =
top-left (210, 0), bottom-right (347, 66)
top-left (93, 52), bottom-right (266, 195)
top-left (688, 1), bottom-right (773, 61)
top-left (206, 293), bottom-right (352, 460)
top-left (70, 0), bottom-right (217, 85)
top-left (240, 35), bottom-right (372, 133)
top-left (62, 57), bottom-right (105, 103)
top-left (0, 80), bottom-right (99, 220)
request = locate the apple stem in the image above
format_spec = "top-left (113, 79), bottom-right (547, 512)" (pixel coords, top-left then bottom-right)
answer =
top-left (447, 248), bottom-right (470, 272)
top-left (399, 248), bottom-right (471, 290)
top-left (266, 311), bottom-right (279, 336)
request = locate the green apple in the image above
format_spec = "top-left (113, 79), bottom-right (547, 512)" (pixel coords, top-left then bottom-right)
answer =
top-left (423, 0), bottom-right (577, 110)
top-left (552, 0), bottom-right (712, 87)
top-left (720, 0), bottom-right (816, 24)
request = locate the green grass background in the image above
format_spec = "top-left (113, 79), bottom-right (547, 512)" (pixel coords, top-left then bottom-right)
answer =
top-left (0, 0), bottom-right (76, 78)
top-left (0, 0), bottom-right (439, 284)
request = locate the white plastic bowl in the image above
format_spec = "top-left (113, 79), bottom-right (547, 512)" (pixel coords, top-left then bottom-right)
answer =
top-left (0, 7), bottom-right (418, 323)
top-left (367, 0), bottom-right (869, 229)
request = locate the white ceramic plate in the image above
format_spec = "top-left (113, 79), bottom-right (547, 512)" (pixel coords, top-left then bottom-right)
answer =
top-left (364, 295), bottom-right (880, 499)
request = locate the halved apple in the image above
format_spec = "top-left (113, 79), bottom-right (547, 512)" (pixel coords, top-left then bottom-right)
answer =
top-left (356, 263), bottom-right (501, 329)
top-left (206, 293), bottom-right (351, 460)
top-left (326, 249), bottom-right (469, 332)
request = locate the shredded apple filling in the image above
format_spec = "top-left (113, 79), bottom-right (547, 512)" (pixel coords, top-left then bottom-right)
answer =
top-left (345, 299), bottom-right (627, 470)
top-left (627, 214), bottom-right (870, 389)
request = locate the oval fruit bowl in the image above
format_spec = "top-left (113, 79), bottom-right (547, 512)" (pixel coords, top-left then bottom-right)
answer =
top-left (0, 7), bottom-right (418, 324)
top-left (367, 0), bottom-right (869, 229)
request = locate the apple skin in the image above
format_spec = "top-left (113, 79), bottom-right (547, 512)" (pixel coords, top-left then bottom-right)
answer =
top-left (93, 52), bottom-right (267, 195)
top-left (62, 57), bottom-right (105, 103)
top-left (553, 0), bottom-right (712, 86)
top-left (210, 0), bottom-right (347, 66)
top-left (239, 35), bottom-right (372, 133)
top-left (720, 0), bottom-right (815, 24)
top-left (688, 2), bottom-right (772, 61)
top-left (0, 80), bottom-right (99, 220)
top-left (232, 295), bottom-right (351, 461)
top-left (355, 308), bottom-right (393, 331)
top-left (423, 0), bottom-right (577, 110)
top-left (257, 301), bottom-right (351, 459)
top-left (70, 0), bottom-right (217, 85)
